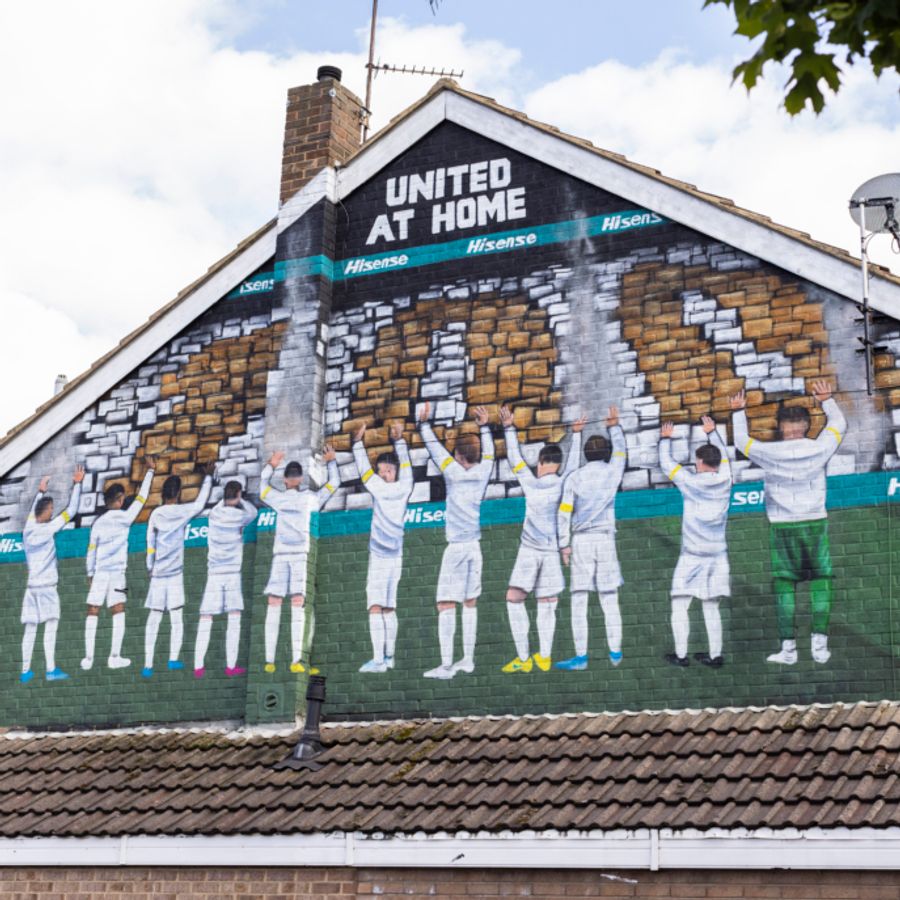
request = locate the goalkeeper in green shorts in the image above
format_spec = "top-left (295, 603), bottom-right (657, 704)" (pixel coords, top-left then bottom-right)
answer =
top-left (731, 381), bottom-right (847, 665)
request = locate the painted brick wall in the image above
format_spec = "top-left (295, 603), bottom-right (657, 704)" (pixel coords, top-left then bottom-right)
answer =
top-left (3, 866), bottom-right (900, 899)
top-left (0, 117), bottom-right (899, 729)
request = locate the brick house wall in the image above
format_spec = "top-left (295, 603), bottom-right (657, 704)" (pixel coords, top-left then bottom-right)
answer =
top-left (3, 866), bottom-right (900, 899)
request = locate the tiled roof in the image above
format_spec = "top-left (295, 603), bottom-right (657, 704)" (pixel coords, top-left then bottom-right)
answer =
top-left (2, 701), bottom-right (899, 838)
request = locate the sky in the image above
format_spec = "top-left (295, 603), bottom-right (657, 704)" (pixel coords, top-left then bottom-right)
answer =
top-left (0, 0), bottom-right (898, 435)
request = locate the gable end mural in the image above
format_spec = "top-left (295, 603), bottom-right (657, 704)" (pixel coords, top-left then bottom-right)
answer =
top-left (0, 114), bottom-right (899, 729)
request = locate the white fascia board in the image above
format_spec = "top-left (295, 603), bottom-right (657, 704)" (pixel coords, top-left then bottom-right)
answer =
top-left (1, 829), bottom-right (900, 869)
top-left (390, 91), bottom-right (896, 320)
top-left (335, 93), bottom-right (447, 200)
top-left (336, 87), bottom-right (899, 313)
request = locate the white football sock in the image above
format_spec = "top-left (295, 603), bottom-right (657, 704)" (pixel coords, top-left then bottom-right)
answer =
top-left (702, 598), bottom-right (723, 658)
top-left (438, 608), bottom-right (455, 668)
top-left (599, 590), bottom-right (622, 654)
top-left (537, 599), bottom-right (557, 659)
top-left (144, 610), bottom-right (162, 669)
top-left (461, 605), bottom-right (477, 662)
top-left (194, 616), bottom-right (212, 670)
top-left (21, 623), bottom-right (36, 673)
top-left (264, 604), bottom-right (281, 664)
top-left (369, 612), bottom-right (386, 664)
top-left (43, 619), bottom-right (58, 672)
top-left (168, 608), bottom-right (183, 662)
top-left (290, 605), bottom-right (306, 664)
top-left (226, 613), bottom-right (241, 669)
top-left (84, 616), bottom-right (98, 663)
top-left (571, 590), bottom-right (589, 657)
top-left (110, 612), bottom-right (126, 659)
top-left (384, 611), bottom-right (398, 658)
top-left (671, 595), bottom-right (691, 659)
top-left (506, 601), bottom-right (530, 660)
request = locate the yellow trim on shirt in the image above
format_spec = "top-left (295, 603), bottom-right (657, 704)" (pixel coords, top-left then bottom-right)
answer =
top-left (826, 427), bottom-right (843, 444)
top-left (61, 511), bottom-right (71, 523)
top-left (483, 454), bottom-right (494, 461)
top-left (743, 438), bottom-right (755, 456)
top-left (400, 462), bottom-right (411, 469)
top-left (147, 548), bottom-right (156, 555)
top-left (613, 451), bottom-right (626, 458)
top-left (88, 543), bottom-right (96, 550)
top-left (361, 468), bottom-right (374, 483)
top-left (136, 494), bottom-right (146, 504)
top-left (512, 462), bottom-right (526, 474)
top-left (440, 457), bottom-right (453, 471)
top-left (559, 502), bottom-right (574, 513)
top-left (260, 485), bottom-right (272, 499)
top-left (668, 464), bottom-right (682, 480)
top-left (324, 482), bottom-right (335, 494)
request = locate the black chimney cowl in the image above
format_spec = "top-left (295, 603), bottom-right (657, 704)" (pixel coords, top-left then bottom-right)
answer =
top-left (276, 675), bottom-right (327, 771)
top-left (317, 65), bottom-right (342, 83)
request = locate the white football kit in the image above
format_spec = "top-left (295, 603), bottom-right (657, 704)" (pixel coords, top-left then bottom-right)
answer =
top-left (200, 498), bottom-right (258, 615)
top-left (659, 430), bottom-right (732, 600)
top-left (86, 469), bottom-right (154, 607)
top-left (260, 460), bottom-right (339, 598)
top-left (557, 424), bottom-right (627, 593)
top-left (353, 439), bottom-right (413, 608)
top-left (21, 484), bottom-right (82, 625)
top-left (506, 426), bottom-right (581, 597)
top-left (420, 422), bottom-right (494, 602)
top-left (145, 477), bottom-right (212, 611)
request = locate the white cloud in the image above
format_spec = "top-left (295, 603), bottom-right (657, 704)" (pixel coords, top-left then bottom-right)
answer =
top-left (524, 53), bottom-right (900, 275)
top-left (0, 3), bottom-right (897, 438)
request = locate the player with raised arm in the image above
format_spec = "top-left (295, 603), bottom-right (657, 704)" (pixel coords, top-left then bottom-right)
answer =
top-left (417, 402), bottom-right (495, 679)
top-left (501, 404), bottom-right (585, 673)
top-left (659, 415), bottom-right (733, 667)
top-left (81, 457), bottom-right (155, 672)
top-left (556, 405), bottom-right (626, 671)
top-left (142, 466), bottom-right (213, 678)
top-left (353, 421), bottom-right (414, 673)
top-left (259, 446), bottom-right (340, 674)
top-left (193, 479), bottom-right (258, 678)
top-left (20, 466), bottom-right (84, 683)
top-left (731, 381), bottom-right (847, 665)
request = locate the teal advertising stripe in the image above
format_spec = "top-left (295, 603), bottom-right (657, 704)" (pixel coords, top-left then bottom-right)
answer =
top-left (3, 470), bottom-right (896, 563)
top-left (224, 209), bottom-right (667, 298)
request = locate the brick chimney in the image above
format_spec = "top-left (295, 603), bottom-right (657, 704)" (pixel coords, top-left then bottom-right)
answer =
top-left (280, 65), bottom-right (364, 206)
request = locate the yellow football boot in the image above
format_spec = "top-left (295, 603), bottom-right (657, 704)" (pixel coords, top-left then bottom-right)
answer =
top-left (264, 663), bottom-right (276, 674)
top-left (290, 661), bottom-right (321, 675)
top-left (532, 653), bottom-right (552, 672)
top-left (501, 656), bottom-right (533, 673)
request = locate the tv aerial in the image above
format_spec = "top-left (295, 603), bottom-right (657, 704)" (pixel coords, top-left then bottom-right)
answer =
top-left (362, 0), bottom-right (464, 141)
top-left (848, 173), bottom-right (900, 395)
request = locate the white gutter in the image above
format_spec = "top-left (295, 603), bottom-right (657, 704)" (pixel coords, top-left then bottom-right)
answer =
top-left (1, 828), bottom-right (899, 869)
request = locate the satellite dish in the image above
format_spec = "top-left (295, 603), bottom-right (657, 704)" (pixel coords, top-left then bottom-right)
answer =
top-left (849, 173), bottom-right (900, 234)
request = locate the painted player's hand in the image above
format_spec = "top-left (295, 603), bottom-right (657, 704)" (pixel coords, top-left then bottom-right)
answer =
top-left (322, 444), bottom-right (336, 463)
top-left (353, 423), bottom-right (367, 444)
top-left (661, 421), bottom-right (675, 439)
top-left (499, 404), bottom-right (514, 427)
top-left (417, 402), bottom-right (431, 423)
top-left (144, 454), bottom-right (158, 471)
top-left (606, 405), bottom-right (619, 428)
top-left (701, 415), bottom-right (716, 435)
top-left (473, 406), bottom-right (489, 426)
top-left (72, 465), bottom-right (85, 484)
top-left (389, 422), bottom-right (404, 442)
top-left (812, 380), bottom-right (832, 403)
top-left (561, 547), bottom-right (572, 566)
top-left (572, 413), bottom-right (588, 434)
top-left (38, 475), bottom-right (50, 493)
top-left (730, 390), bottom-right (746, 411)
top-left (269, 450), bottom-right (285, 468)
